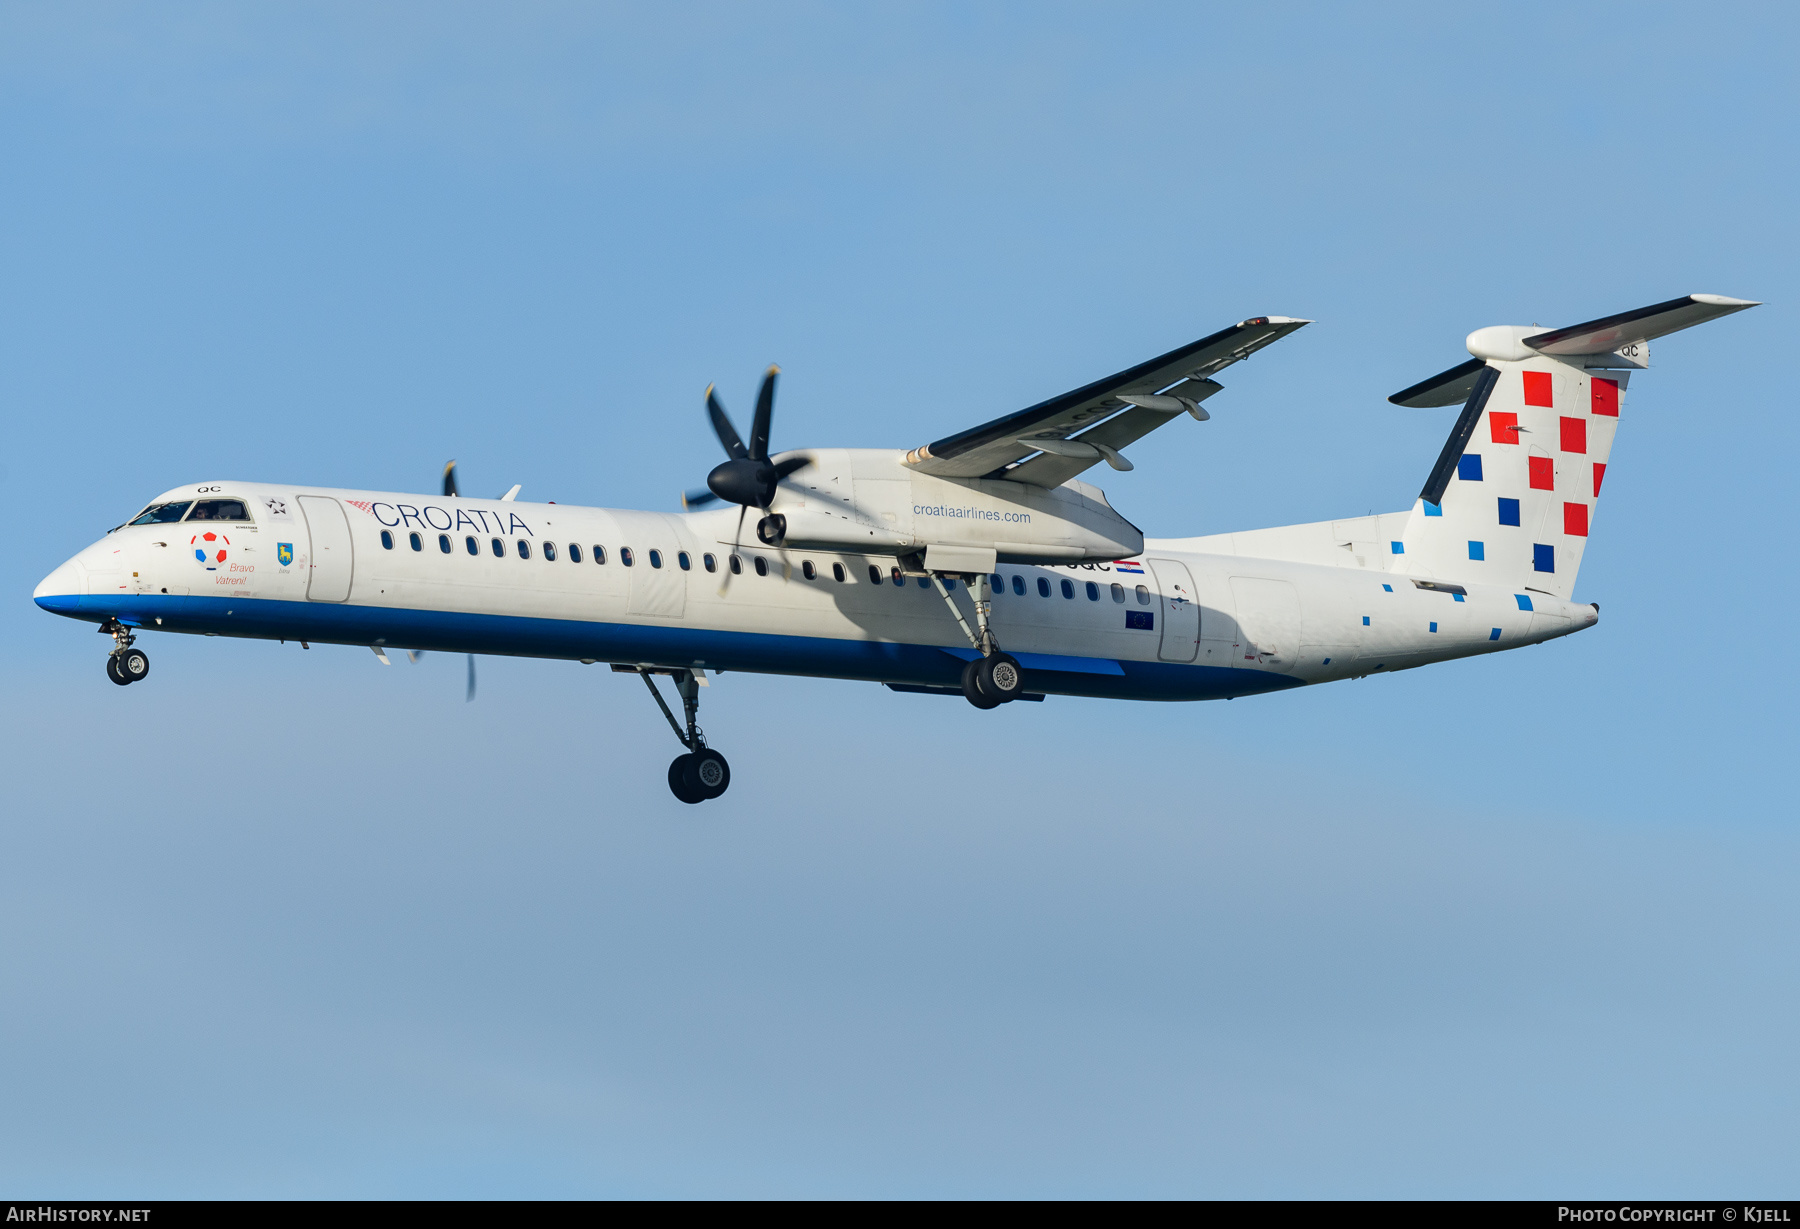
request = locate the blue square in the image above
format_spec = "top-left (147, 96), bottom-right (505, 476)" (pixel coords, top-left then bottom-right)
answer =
top-left (1429, 622), bottom-right (1438, 633)
top-left (1454, 593), bottom-right (1465, 602)
top-left (1498, 497), bottom-right (1521, 527)
top-left (1489, 627), bottom-right (1502, 640)
top-left (1423, 501), bottom-right (1443, 517)
top-left (1125, 610), bottom-right (1154, 630)
top-left (1381, 584), bottom-right (1392, 592)
top-left (1468, 540), bottom-right (1485, 561)
top-left (1362, 616), bottom-right (1370, 626)
top-left (1391, 541), bottom-right (1404, 554)
top-left (1533, 543), bottom-right (1555, 573)
top-left (1458, 454), bottom-right (1484, 481)
top-left (1515, 594), bottom-right (1533, 611)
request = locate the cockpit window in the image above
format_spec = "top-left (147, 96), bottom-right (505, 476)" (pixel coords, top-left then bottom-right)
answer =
top-left (127, 501), bottom-right (193, 526)
top-left (186, 499), bottom-right (251, 522)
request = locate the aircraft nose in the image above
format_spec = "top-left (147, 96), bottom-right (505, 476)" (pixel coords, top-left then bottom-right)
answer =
top-left (34, 557), bottom-right (87, 614)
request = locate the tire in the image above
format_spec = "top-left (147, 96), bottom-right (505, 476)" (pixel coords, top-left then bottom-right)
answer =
top-left (668, 754), bottom-right (704, 804)
top-left (685, 749), bottom-right (731, 799)
top-left (977, 653), bottom-right (1024, 703)
top-left (107, 655), bottom-right (131, 686)
top-left (118, 648), bottom-right (149, 683)
top-left (961, 658), bottom-right (1001, 709)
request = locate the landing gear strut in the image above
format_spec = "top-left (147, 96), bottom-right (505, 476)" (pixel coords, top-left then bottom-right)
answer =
top-left (100, 619), bottom-right (149, 686)
top-left (625, 666), bottom-right (731, 804)
top-left (929, 571), bottom-right (1025, 708)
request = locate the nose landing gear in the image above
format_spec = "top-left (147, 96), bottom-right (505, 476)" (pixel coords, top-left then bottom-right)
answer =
top-left (100, 620), bottom-right (149, 686)
top-left (622, 665), bottom-right (731, 804)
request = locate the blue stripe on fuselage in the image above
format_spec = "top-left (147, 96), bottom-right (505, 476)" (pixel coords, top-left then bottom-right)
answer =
top-left (34, 592), bottom-right (1302, 701)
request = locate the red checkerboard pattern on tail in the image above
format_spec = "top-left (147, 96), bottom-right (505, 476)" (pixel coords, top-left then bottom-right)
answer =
top-left (1398, 359), bottom-right (1623, 600)
top-left (1389, 294), bottom-right (1759, 601)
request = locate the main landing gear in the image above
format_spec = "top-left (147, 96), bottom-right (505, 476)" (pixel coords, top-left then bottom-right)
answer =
top-left (101, 619), bottom-right (150, 686)
top-left (928, 571), bottom-right (1027, 709)
top-left (623, 666), bottom-right (731, 804)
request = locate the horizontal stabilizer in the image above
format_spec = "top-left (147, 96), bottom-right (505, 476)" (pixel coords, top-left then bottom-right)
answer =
top-left (1523, 293), bottom-right (1759, 356)
top-left (1389, 357), bottom-right (1487, 408)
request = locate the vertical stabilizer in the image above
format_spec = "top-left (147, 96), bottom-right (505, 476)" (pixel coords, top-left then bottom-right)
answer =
top-left (1385, 294), bottom-right (1756, 598)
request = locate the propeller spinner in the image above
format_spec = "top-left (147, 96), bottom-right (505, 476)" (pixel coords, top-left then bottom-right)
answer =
top-left (682, 366), bottom-right (810, 511)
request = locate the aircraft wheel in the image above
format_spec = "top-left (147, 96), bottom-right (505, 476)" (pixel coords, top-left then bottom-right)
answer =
top-left (977, 652), bottom-right (1024, 703)
top-left (668, 754), bottom-right (705, 804)
top-left (118, 648), bottom-right (150, 684)
top-left (961, 659), bottom-right (1001, 709)
top-left (107, 655), bottom-right (131, 686)
top-left (685, 748), bottom-right (731, 800)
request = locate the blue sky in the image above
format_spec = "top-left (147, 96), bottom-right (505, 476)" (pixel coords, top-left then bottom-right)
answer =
top-left (2, 2), bottom-right (1796, 1197)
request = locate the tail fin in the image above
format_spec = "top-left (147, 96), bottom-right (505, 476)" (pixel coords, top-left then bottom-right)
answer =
top-left (1387, 294), bottom-right (1758, 598)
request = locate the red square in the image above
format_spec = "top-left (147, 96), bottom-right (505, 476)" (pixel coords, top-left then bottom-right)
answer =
top-left (1593, 462), bottom-right (1606, 496)
top-left (1560, 416), bottom-right (1587, 454)
top-left (1564, 502), bottom-right (1589, 537)
top-left (1529, 456), bottom-right (1555, 490)
top-left (1523, 371), bottom-right (1554, 407)
top-left (1591, 377), bottom-right (1619, 416)
top-left (1489, 411), bottom-right (1519, 444)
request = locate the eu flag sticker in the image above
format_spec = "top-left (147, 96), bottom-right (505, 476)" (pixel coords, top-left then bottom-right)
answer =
top-left (1126, 611), bottom-right (1154, 630)
top-left (277, 542), bottom-right (294, 567)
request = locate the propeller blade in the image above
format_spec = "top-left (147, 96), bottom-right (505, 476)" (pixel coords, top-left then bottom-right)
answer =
top-left (717, 504), bottom-right (748, 595)
top-left (772, 454), bottom-right (811, 479)
top-left (466, 654), bottom-right (477, 702)
top-left (706, 385), bottom-right (749, 461)
top-left (682, 488), bottom-right (723, 510)
top-left (407, 650), bottom-right (426, 664)
top-left (749, 365), bottom-right (778, 461)
top-left (442, 461), bottom-right (460, 498)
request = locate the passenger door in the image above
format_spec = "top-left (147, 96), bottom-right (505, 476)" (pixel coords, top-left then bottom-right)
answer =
top-left (298, 496), bottom-right (353, 602)
top-left (1146, 558), bottom-right (1200, 663)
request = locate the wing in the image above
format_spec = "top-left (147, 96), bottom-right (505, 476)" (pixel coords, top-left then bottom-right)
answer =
top-left (905, 316), bottom-right (1311, 486)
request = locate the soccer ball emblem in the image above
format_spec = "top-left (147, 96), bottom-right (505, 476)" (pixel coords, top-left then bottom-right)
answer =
top-left (191, 531), bottom-right (230, 570)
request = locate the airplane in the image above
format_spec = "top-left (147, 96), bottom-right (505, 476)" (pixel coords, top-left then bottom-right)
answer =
top-left (34, 293), bottom-right (1757, 803)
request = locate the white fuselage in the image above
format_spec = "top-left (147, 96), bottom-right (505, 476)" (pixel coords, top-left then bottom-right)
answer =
top-left (36, 454), bottom-right (1596, 703)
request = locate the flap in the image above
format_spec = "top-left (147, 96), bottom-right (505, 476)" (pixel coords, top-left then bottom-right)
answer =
top-left (906, 316), bottom-right (1309, 485)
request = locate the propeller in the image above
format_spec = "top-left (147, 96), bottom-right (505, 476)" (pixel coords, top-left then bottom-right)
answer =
top-left (681, 366), bottom-right (810, 511)
top-left (426, 459), bottom-right (476, 700)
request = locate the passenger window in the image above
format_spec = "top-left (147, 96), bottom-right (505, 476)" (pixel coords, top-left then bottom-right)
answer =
top-left (754, 556), bottom-right (769, 577)
top-left (187, 499), bottom-right (251, 522)
top-left (465, 535), bottom-right (479, 555)
top-left (1111, 582), bottom-right (1125, 603)
top-left (1086, 581), bottom-right (1099, 601)
top-left (990, 573), bottom-right (1003, 591)
top-left (543, 541), bottom-right (557, 561)
top-left (943, 577), bottom-right (956, 591)
top-left (491, 538), bottom-right (504, 557)
top-left (1060, 578), bottom-right (1074, 599)
top-left (127, 502), bottom-right (193, 526)
top-left (439, 534), bottom-right (452, 554)
top-left (832, 562), bottom-right (845, 582)
top-left (593, 545), bottom-right (607, 564)
top-left (678, 551), bottom-right (691, 571)
top-left (917, 577), bottom-right (930, 589)
top-left (731, 555), bottom-right (743, 575)
top-left (517, 539), bottom-right (532, 560)
top-left (380, 530), bottom-right (395, 550)
top-left (891, 567), bottom-right (904, 586)
top-left (1011, 575), bottom-right (1026, 596)
top-left (1136, 584), bottom-right (1151, 605)
top-left (409, 532), bottom-right (423, 552)
top-left (802, 560), bottom-right (816, 580)
top-left (868, 565), bottom-right (882, 584)
top-left (649, 549), bottom-right (663, 569)
top-left (1037, 577), bottom-right (1051, 597)
top-left (569, 543), bottom-right (583, 563)
top-left (703, 553), bottom-right (717, 573)
top-left (621, 547), bottom-right (634, 567)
